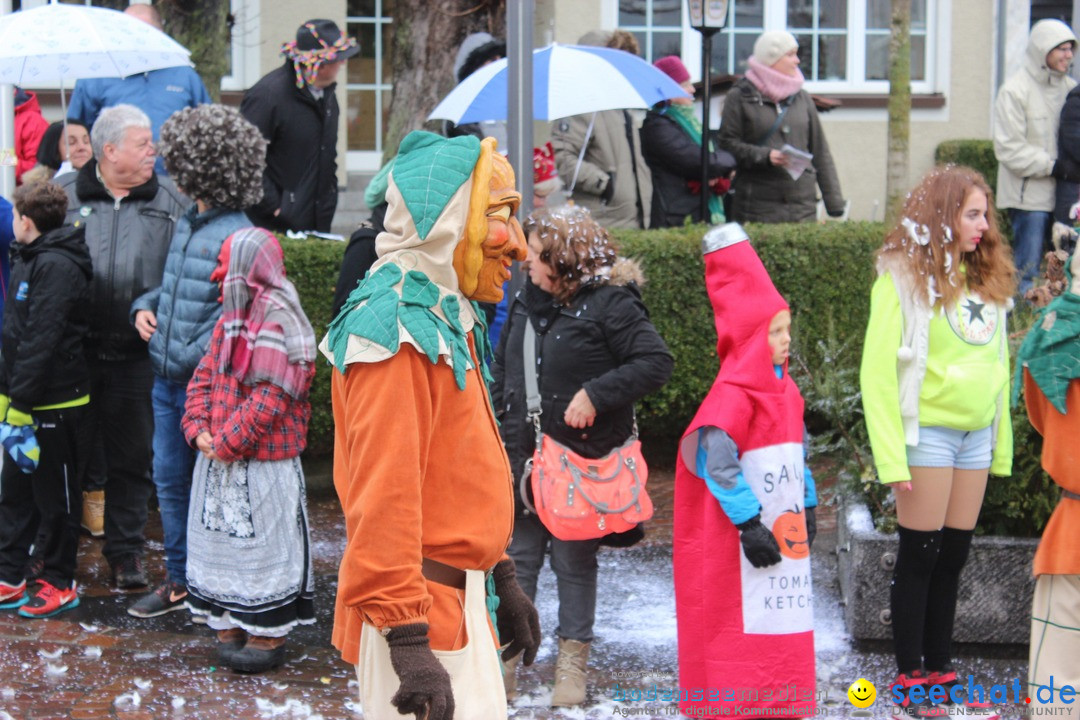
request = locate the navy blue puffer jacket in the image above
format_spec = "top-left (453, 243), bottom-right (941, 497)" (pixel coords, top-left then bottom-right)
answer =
top-left (131, 206), bottom-right (252, 383)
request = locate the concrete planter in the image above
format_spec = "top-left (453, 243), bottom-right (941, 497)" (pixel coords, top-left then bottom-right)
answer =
top-left (835, 496), bottom-right (1039, 644)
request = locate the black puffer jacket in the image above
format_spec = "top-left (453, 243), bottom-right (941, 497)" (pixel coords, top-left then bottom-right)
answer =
top-left (491, 260), bottom-right (674, 515)
top-left (58, 161), bottom-right (186, 362)
top-left (641, 108), bottom-right (736, 228)
top-left (1054, 84), bottom-right (1080, 223)
top-left (0, 225), bottom-right (93, 414)
top-left (241, 63), bottom-right (340, 233)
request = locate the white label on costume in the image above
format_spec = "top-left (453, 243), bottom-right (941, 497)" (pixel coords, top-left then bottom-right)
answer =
top-left (738, 442), bottom-right (814, 635)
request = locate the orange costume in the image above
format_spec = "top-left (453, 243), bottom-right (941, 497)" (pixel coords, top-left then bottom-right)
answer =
top-left (321, 131), bottom-right (536, 720)
top-left (1017, 260), bottom-right (1080, 717)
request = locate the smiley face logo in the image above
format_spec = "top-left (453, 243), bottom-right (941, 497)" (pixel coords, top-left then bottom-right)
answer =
top-left (772, 510), bottom-right (810, 559)
top-left (847, 678), bottom-right (876, 708)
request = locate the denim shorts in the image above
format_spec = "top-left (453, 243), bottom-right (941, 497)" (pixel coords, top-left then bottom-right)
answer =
top-left (905, 425), bottom-right (992, 469)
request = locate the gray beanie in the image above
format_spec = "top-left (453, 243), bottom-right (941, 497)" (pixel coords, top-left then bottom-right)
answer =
top-left (753, 30), bottom-right (799, 67)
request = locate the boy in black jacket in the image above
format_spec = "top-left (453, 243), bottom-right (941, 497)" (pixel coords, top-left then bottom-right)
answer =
top-left (0, 181), bottom-right (92, 618)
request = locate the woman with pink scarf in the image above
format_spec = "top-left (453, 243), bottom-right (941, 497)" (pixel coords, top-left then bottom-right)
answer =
top-left (719, 31), bottom-right (846, 223)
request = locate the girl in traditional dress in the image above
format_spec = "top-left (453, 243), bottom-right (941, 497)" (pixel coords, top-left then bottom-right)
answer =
top-left (861, 166), bottom-right (1015, 716)
top-left (181, 227), bottom-right (317, 673)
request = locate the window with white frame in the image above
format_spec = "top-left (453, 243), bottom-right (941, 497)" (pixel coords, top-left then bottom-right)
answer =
top-left (612, 0), bottom-right (937, 94)
top-left (346, 0), bottom-right (394, 170)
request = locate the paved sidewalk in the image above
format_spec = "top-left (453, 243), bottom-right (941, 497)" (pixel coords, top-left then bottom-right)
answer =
top-left (0, 468), bottom-right (1030, 719)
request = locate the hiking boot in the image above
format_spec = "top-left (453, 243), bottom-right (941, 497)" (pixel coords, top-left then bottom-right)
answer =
top-left (502, 650), bottom-right (522, 702)
top-left (127, 581), bottom-right (188, 618)
top-left (18, 580), bottom-right (79, 618)
top-left (81, 490), bottom-right (105, 537)
top-left (216, 627), bottom-right (247, 666)
top-left (551, 638), bottom-right (590, 707)
top-left (0, 579), bottom-right (27, 609)
top-left (230, 635), bottom-right (287, 673)
top-left (111, 555), bottom-right (148, 591)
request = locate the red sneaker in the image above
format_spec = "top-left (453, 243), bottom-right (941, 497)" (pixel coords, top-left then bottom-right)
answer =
top-left (927, 667), bottom-right (1001, 716)
top-left (891, 670), bottom-right (933, 716)
top-left (17, 580), bottom-right (79, 618)
top-left (0, 579), bottom-right (26, 609)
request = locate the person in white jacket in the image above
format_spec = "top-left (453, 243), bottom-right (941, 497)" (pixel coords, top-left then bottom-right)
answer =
top-left (994, 18), bottom-right (1077, 295)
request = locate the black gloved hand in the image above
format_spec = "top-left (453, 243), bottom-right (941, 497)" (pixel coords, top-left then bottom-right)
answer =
top-left (493, 558), bottom-right (542, 664)
top-left (805, 507), bottom-right (817, 549)
top-left (827, 206), bottom-right (846, 218)
top-left (600, 171), bottom-right (616, 205)
top-left (1053, 158), bottom-right (1069, 180)
top-left (735, 515), bottom-right (782, 568)
top-left (385, 623), bottom-right (454, 720)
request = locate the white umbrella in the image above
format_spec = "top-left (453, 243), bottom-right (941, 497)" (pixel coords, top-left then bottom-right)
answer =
top-left (0, 1), bottom-right (192, 86)
top-left (0, 0), bottom-right (192, 195)
top-left (428, 43), bottom-right (690, 124)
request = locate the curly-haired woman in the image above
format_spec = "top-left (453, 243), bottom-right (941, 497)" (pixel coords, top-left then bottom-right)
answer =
top-left (491, 205), bottom-right (673, 707)
top-left (127, 104), bottom-right (266, 621)
top-left (860, 166), bottom-right (1015, 715)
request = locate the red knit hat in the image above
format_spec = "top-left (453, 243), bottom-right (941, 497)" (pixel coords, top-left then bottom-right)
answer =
top-left (654, 55), bottom-right (690, 84)
top-left (533, 143), bottom-right (557, 185)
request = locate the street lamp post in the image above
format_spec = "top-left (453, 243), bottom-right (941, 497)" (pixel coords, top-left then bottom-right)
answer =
top-left (687, 0), bottom-right (729, 223)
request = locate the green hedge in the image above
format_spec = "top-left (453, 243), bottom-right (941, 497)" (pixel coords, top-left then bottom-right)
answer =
top-left (934, 139), bottom-right (998, 190)
top-left (283, 221), bottom-right (1056, 536)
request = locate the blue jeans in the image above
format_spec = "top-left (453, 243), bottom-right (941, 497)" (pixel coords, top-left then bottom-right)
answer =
top-left (151, 377), bottom-right (196, 585)
top-left (507, 512), bottom-right (600, 642)
top-left (1009, 209), bottom-right (1052, 295)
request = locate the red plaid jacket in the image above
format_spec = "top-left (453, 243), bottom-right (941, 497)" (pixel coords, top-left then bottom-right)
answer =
top-left (182, 322), bottom-right (314, 462)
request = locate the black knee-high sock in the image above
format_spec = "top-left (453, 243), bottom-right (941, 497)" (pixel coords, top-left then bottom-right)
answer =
top-left (923, 527), bottom-right (974, 671)
top-left (891, 526), bottom-right (943, 673)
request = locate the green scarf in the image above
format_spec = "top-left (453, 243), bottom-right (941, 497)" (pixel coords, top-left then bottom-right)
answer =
top-left (1014, 265), bottom-right (1080, 413)
top-left (664, 104), bottom-right (724, 225)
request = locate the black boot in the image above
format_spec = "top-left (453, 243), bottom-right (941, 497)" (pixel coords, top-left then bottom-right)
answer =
top-left (230, 635), bottom-right (287, 673)
top-left (215, 627), bottom-right (247, 666)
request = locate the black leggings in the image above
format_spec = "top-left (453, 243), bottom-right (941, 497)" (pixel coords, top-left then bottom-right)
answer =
top-left (890, 525), bottom-right (975, 673)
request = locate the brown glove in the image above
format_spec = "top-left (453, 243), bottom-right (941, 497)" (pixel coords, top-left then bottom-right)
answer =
top-left (385, 623), bottom-right (454, 720)
top-left (492, 558), bottom-right (542, 664)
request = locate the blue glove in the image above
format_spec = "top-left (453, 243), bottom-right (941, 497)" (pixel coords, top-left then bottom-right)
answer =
top-left (0, 409), bottom-right (40, 474)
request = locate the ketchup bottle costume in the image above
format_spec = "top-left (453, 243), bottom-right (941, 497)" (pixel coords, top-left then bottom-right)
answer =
top-left (674, 223), bottom-right (817, 717)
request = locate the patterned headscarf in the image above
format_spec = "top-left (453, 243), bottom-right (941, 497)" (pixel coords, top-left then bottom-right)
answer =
top-left (219, 228), bottom-right (316, 399)
top-left (281, 21), bottom-right (359, 88)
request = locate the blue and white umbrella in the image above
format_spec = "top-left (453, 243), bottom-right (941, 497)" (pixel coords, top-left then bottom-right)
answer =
top-left (429, 43), bottom-right (691, 124)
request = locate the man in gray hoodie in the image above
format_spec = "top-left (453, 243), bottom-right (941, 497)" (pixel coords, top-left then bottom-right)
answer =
top-left (994, 18), bottom-right (1078, 295)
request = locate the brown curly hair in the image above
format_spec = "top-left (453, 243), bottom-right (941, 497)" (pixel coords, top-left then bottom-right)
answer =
top-left (157, 104), bottom-right (266, 210)
top-left (523, 205), bottom-right (617, 305)
top-left (877, 165), bottom-right (1016, 308)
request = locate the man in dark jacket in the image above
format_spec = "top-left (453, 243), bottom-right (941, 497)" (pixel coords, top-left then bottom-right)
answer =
top-left (0, 181), bottom-right (92, 618)
top-left (56, 104), bottom-right (188, 591)
top-left (241, 19), bottom-right (359, 233)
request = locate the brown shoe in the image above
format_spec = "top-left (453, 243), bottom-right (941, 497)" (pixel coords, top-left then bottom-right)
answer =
top-left (230, 635), bottom-right (286, 673)
top-left (216, 628), bottom-right (247, 666)
top-left (81, 490), bottom-right (105, 538)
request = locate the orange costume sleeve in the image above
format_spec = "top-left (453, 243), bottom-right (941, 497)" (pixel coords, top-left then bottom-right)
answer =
top-left (330, 342), bottom-right (514, 665)
top-left (1023, 369), bottom-right (1080, 577)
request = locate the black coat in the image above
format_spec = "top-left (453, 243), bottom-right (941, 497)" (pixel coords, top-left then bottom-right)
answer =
top-left (1055, 84), bottom-right (1080, 223)
top-left (491, 270), bottom-right (674, 515)
top-left (241, 63), bottom-right (340, 233)
top-left (0, 225), bottom-right (92, 413)
top-left (58, 162), bottom-right (185, 362)
top-left (641, 108), bottom-right (736, 228)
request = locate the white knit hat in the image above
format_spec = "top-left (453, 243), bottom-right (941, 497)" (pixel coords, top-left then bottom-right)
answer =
top-left (753, 31), bottom-right (799, 67)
